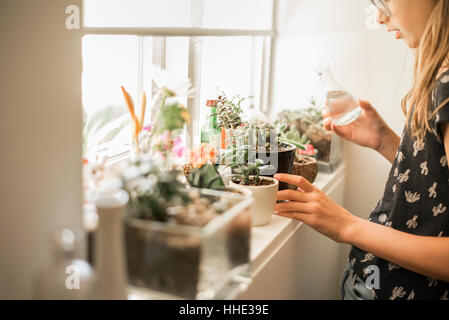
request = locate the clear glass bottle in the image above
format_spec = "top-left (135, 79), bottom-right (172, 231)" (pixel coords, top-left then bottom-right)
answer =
top-left (315, 63), bottom-right (362, 126)
top-left (201, 100), bottom-right (221, 150)
top-left (34, 228), bottom-right (99, 299)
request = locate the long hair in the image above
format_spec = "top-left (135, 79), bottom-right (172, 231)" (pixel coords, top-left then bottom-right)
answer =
top-left (401, 0), bottom-right (449, 143)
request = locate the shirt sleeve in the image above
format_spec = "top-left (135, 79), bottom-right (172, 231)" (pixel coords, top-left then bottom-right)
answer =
top-left (433, 75), bottom-right (449, 142)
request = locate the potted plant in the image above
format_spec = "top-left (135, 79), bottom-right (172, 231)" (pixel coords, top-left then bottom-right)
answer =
top-left (213, 93), bottom-right (245, 151)
top-left (288, 154), bottom-right (319, 190)
top-left (228, 159), bottom-right (279, 226)
top-left (211, 91), bottom-right (304, 190)
top-left (232, 120), bottom-right (302, 190)
top-left (121, 156), bottom-right (253, 299)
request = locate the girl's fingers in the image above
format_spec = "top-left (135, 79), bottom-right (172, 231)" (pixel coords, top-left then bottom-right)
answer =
top-left (274, 200), bottom-right (311, 212)
top-left (323, 118), bottom-right (332, 131)
top-left (357, 99), bottom-right (373, 112)
top-left (276, 189), bottom-right (309, 202)
top-left (274, 174), bottom-right (315, 192)
top-left (330, 122), bottom-right (346, 137)
top-left (274, 211), bottom-right (313, 224)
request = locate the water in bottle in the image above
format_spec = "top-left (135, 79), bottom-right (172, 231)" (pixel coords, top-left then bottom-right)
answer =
top-left (315, 63), bottom-right (362, 126)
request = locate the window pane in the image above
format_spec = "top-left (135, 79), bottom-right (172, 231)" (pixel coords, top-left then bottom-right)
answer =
top-left (82, 35), bottom-right (141, 158)
top-left (83, 0), bottom-right (273, 30)
top-left (84, 0), bottom-right (192, 28)
top-left (202, 0), bottom-right (273, 30)
top-left (198, 36), bottom-right (255, 136)
top-left (165, 37), bottom-right (190, 107)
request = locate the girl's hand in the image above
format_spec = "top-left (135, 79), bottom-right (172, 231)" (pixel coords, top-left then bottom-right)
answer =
top-left (273, 174), bottom-right (357, 243)
top-left (323, 99), bottom-right (390, 151)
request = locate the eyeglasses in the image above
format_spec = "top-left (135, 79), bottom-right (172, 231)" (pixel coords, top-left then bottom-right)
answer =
top-left (370, 0), bottom-right (392, 17)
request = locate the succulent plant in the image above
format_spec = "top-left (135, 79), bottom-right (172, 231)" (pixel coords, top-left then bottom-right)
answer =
top-left (276, 122), bottom-right (310, 146)
top-left (229, 159), bottom-right (274, 186)
top-left (238, 120), bottom-right (306, 151)
top-left (186, 163), bottom-right (226, 191)
top-left (121, 156), bottom-right (191, 222)
top-left (276, 96), bottom-right (323, 126)
top-left (239, 120), bottom-right (279, 152)
top-left (212, 93), bottom-right (245, 130)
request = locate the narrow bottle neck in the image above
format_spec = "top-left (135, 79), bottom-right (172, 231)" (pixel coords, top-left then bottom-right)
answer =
top-left (209, 107), bottom-right (218, 128)
top-left (317, 69), bottom-right (335, 86)
top-left (317, 68), bottom-right (345, 93)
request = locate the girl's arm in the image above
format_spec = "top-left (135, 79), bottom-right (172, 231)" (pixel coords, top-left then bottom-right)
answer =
top-left (376, 126), bottom-right (401, 163)
top-left (348, 125), bottom-right (449, 281)
top-left (274, 133), bottom-right (449, 282)
top-left (345, 215), bottom-right (449, 282)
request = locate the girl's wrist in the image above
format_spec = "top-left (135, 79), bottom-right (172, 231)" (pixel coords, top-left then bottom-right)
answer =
top-left (340, 214), bottom-right (364, 244)
top-left (376, 127), bottom-right (400, 163)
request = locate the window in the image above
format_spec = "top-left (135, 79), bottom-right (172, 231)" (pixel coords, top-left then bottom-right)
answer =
top-left (82, 0), bottom-right (274, 160)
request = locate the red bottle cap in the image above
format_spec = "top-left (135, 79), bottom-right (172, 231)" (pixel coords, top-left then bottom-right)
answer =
top-left (206, 100), bottom-right (217, 107)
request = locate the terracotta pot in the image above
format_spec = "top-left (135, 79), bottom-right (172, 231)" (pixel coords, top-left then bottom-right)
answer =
top-left (230, 176), bottom-right (279, 226)
top-left (288, 155), bottom-right (318, 190)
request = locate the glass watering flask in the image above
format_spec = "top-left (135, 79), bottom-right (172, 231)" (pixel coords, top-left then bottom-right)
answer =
top-left (315, 63), bottom-right (362, 126)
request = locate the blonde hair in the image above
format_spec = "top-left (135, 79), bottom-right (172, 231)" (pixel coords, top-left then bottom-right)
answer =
top-left (402, 0), bottom-right (449, 143)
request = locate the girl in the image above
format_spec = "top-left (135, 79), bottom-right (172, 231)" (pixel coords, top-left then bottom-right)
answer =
top-left (274, 0), bottom-right (449, 300)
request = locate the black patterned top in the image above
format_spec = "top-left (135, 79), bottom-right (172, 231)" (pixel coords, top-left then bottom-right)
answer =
top-left (348, 69), bottom-right (449, 300)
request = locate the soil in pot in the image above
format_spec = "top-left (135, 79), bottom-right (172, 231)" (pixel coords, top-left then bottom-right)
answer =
top-left (125, 192), bottom-right (250, 298)
top-left (288, 155), bottom-right (318, 190)
top-left (125, 225), bottom-right (201, 299)
top-left (231, 177), bottom-right (275, 187)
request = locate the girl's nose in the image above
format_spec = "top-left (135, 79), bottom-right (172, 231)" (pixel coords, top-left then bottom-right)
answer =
top-left (375, 9), bottom-right (389, 25)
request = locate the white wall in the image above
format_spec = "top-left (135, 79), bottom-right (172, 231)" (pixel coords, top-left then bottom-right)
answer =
top-left (269, 0), bottom-right (414, 298)
top-left (0, 0), bottom-right (83, 298)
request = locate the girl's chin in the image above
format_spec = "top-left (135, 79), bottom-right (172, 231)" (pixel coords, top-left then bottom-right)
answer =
top-left (402, 34), bottom-right (420, 49)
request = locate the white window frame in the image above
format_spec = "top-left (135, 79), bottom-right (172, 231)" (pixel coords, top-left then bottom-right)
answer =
top-left (83, 0), bottom-right (278, 155)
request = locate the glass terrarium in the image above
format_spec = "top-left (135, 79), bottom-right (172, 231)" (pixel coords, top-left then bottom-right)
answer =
top-left (276, 98), bottom-right (343, 173)
top-left (124, 188), bottom-right (253, 299)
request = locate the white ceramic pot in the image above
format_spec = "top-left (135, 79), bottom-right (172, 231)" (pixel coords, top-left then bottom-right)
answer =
top-left (230, 176), bottom-right (279, 226)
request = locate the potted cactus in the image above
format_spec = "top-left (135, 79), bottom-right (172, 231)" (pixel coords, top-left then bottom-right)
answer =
top-left (231, 120), bottom-right (301, 190)
top-left (121, 155), bottom-right (253, 299)
top-left (211, 91), bottom-right (303, 190)
top-left (228, 159), bottom-right (278, 226)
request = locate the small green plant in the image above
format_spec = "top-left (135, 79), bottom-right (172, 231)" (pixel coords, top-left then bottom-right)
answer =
top-left (121, 156), bottom-right (191, 222)
top-left (213, 93), bottom-right (245, 130)
top-left (229, 159), bottom-right (274, 186)
top-left (187, 163), bottom-right (227, 191)
top-left (276, 122), bottom-right (310, 146)
top-left (276, 96), bottom-right (323, 126)
top-left (239, 120), bottom-right (306, 151)
top-left (212, 92), bottom-right (246, 165)
top-left (239, 120), bottom-right (278, 152)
